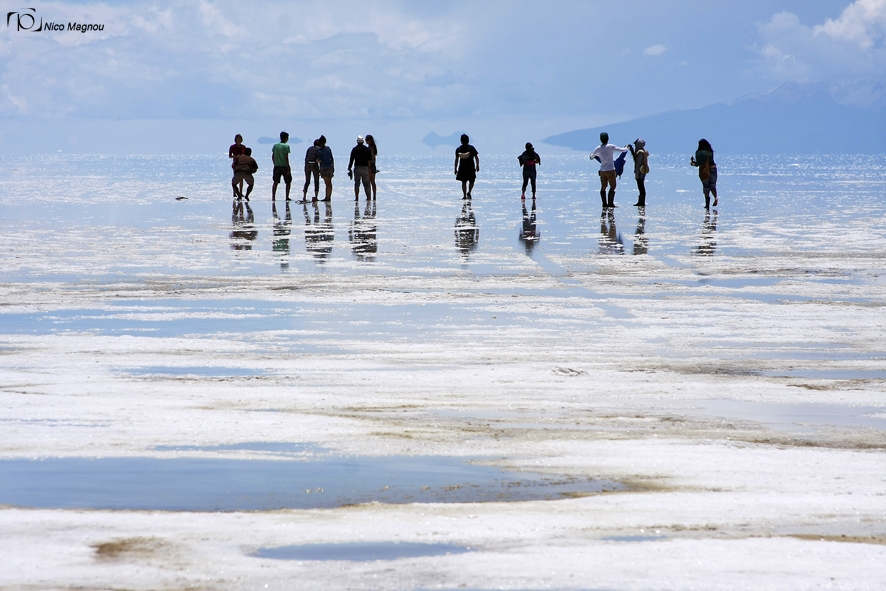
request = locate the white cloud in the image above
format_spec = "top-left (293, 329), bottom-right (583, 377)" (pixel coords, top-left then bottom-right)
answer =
top-left (643, 44), bottom-right (667, 56)
top-left (757, 1), bottom-right (886, 83)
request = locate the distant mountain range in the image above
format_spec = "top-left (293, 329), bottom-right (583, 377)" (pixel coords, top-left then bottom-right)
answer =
top-left (544, 81), bottom-right (886, 154)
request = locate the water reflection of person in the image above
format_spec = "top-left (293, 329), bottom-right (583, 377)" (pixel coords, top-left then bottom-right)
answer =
top-left (304, 200), bottom-right (334, 261)
top-left (230, 200), bottom-right (257, 250)
top-left (633, 209), bottom-right (648, 255)
top-left (598, 209), bottom-right (624, 255)
top-left (349, 200), bottom-right (377, 261)
top-left (694, 209), bottom-right (718, 256)
top-left (455, 200), bottom-right (480, 257)
top-left (273, 201), bottom-right (292, 269)
top-left (519, 198), bottom-right (540, 255)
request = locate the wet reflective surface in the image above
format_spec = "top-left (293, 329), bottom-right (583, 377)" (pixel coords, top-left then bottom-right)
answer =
top-left (0, 454), bottom-right (625, 511)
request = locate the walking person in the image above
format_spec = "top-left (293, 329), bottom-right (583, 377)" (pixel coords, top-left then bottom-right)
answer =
top-left (317, 135), bottom-right (334, 201)
top-left (366, 135), bottom-right (378, 200)
top-left (348, 135), bottom-right (373, 201)
top-left (518, 142), bottom-right (541, 200)
top-left (690, 139), bottom-right (718, 208)
top-left (303, 139), bottom-right (321, 202)
top-left (590, 132), bottom-right (629, 208)
top-left (454, 134), bottom-right (479, 199)
top-left (627, 138), bottom-right (649, 207)
top-left (271, 131), bottom-right (292, 202)
top-left (231, 147), bottom-right (258, 201)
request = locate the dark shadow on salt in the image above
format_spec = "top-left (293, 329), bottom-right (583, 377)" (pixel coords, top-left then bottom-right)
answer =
top-left (255, 541), bottom-right (470, 561)
top-left (0, 455), bottom-right (625, 511)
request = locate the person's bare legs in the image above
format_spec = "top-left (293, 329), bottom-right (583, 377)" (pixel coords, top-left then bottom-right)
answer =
top-left (323, 175), bottom-right (333, 201)
top-left (284, 182), bottom-right (291, 201)
top-left (467, 179), bottom-right (474, 198)
top-left (272, 182), bottom-right (279, 201)
top-left (461, 180), bottom-right (468, 199)
top-left (369, 171), bottom-right (377, 200)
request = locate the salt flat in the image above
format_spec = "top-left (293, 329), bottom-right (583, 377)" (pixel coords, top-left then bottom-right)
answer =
top-left (0, 153), bottom-right (884, 590)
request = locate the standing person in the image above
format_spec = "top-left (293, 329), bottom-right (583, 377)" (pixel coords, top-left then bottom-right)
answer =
top-left (590, 132), bottom-right (629, 208)
top-left (454, 134), bottom-right (479, 199)
top-left (317, 135), bottom-right (334, 201)
top-left (231, 147), bottom-right (258, 201)
top-left (518, 142), bottom-right (541, 200)
top-left (627, 138), bottom-right (649, 207)
top-left (303, 139), bottom-right (321, 202)
top-left (690, 139), bottom-right (718, 208)
top-left (365, 134), bottom-right (378, 200)
top-left (229, 134), bottom-right (247, 198)
top-left (271, 131), bottom-right (292, 202)
top-left (347, 135), bottom-right (373, 201)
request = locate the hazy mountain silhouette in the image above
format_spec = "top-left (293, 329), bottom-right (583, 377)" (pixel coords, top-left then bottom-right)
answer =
top-left (544, 81), bottom-right (886, 154)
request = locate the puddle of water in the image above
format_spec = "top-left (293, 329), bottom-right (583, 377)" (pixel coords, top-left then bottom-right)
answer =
top-left (123, 366), bottom-right (271, 377)
top-left (601, 535), bottom-right (668, 542)
top-left (153, 441), bottom-right (319, 454)
top-left (0, 455), bottom-right (625, 511)
top-left (651, 399), bottom-right (886, 433)
top-left (254, 541), bottom-right (471, 561)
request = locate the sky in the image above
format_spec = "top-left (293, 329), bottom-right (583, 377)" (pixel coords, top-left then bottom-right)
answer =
top-left (1, 0), bottom-right (883, 153)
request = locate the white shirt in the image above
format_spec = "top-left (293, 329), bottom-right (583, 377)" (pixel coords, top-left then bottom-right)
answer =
top-left (590, 144), bottom-right (628, 172)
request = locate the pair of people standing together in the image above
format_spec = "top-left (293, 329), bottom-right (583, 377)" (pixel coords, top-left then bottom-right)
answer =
top-left (590, 132), bottom-right (649, 208)
top-left (302, 135), bottom-right (378, 202)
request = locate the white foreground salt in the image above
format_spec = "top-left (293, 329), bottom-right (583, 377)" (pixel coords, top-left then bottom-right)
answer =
top-left (0, 153), bottom-right (884, 590)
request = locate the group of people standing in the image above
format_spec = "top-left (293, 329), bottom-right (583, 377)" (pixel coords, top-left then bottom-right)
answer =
top-left (456, 131), bottom-right (717, 209)
top-left (231, 130), bottom-right (719, 210)
top-left (228, 132), bottom-right (378, 204)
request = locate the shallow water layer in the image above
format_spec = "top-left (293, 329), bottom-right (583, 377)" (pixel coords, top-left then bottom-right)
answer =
top-left (0, 455), bottom-right (624, 511)
top-left (255, 541), bottom-right (472, 561)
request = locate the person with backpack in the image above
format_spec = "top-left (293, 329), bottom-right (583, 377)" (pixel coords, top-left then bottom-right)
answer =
top-left (518, 142), bottom-right (541, 200)
top-left (590, 132), bottom-right (629, 208)
top-left (627, 138), bottom-right (649, 207)
top-left (690, 138), bottom-right (718, 208)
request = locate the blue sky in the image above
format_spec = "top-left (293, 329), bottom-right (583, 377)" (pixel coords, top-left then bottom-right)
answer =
top-left (1, 0), bottom-right (883, 153)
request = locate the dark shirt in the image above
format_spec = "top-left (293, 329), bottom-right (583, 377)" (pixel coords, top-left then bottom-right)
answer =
top-left (519, 149), bottom-right (540, 167)
top-left (305, 145), bottom-right (320, 165)
top-left (455, 144), bottom-right (478, 172)
top-left (317, 146), bottom-right (334, 168)
top-left (229, 143), bottom-right (247, 158)
top-left (349, 144), bottom-right (373, 168)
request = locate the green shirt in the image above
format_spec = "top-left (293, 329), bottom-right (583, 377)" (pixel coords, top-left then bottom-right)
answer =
top-left (272, 142), bottom-right (291, 167)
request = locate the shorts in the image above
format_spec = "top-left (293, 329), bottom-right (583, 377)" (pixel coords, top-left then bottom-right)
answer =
top-left (273, 166), bottom-right (292, 184)
top-left (635, 172), bottom-right (646, 181)
top-left (320, 166), bottom-right (334, 179)
top-left (702, 166), bottom-right (718, 191)
top-left (456, 167), bottom-right (476, 182)
top-left (232, 172), bottom-right (254, 187)
top-left (599, 169), bottom-right (617, 189)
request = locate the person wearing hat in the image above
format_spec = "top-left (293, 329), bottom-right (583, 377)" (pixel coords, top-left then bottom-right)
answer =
top-left (627, 138), bottom-right (649, 207)
top-left (348, 135), bottom-right (373, 201)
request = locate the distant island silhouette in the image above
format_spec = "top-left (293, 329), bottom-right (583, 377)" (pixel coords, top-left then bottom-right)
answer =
top-left (544, 81), bottom-right (886, 154)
